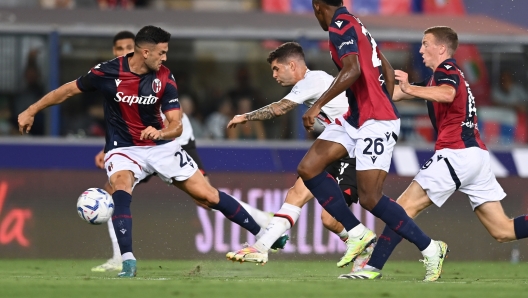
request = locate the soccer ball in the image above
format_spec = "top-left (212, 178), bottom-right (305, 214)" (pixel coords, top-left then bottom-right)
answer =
top-left (76, 188), bottom-right (114, 225)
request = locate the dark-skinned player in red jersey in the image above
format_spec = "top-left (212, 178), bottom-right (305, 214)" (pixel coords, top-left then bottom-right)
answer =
top-left (343, 26), bottom-right (528, 281)
top-left (18, 25), bottom-right (282, 278)
top-left (295, 0), bottom-right (447, 281)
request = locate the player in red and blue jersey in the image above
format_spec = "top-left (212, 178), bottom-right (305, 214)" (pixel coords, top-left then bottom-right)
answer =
top-left (295, 0), bottom-right (445, 281)
top-left (344, 26), bottom-right (528, 281)
top-left (88, 31), bottom-right (281, 274)
top-left (18, 25), bottom-right (277, 278)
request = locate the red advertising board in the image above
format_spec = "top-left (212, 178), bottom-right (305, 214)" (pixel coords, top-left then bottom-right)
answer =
top-left (0, 170), bottom-right (525, 261)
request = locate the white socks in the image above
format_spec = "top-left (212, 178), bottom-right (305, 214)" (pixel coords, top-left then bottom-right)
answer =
top-left (253, 203), bottom-right (301, 252)
top-left (421, 240), bottom-right (438, 258)
top-left (363, 265), bottom-right (380, 271)
top-left (121, 252), bottom-right (136, 261)
top-left (348, 223), bottom-right (367, 238)
top-left (337, 228), bottom-right (348, 241)
top-left (107, 220), bottom-right (121, 261)
top-left (237, 200), bottom-right (273, 229)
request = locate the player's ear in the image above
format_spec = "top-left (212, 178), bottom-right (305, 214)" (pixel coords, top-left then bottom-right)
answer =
top-left (312, 0), bottom-right (320, 12)
top-left (439, 44), bottom-right (446, 56)
top-left (289, 60), bottom-right (295, 71)
top-left (141, 47), bottom-right (149, 59)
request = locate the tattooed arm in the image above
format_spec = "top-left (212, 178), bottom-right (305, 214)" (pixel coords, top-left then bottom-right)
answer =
top-left (227, 98), bottom-right (299, 128)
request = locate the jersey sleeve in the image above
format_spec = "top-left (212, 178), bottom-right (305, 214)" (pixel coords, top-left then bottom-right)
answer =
top-left (76, 64), bottom-right (105, 92)
top-left (329, 17), bottom-right (359, 60)
top-left (433, 64), bottom-right (460, 89)
top-left (284, 75), bottom-right (323, 104)
top-left (160, 72), bottom-right (180, 113)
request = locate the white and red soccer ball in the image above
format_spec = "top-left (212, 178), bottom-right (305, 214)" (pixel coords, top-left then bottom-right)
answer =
top-left (76, 188), bottom-right (114, 225)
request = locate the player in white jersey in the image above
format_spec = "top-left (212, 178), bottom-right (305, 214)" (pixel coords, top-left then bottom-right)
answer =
top-left (226, 42), bottom-right (378, 268)
top-left (90, 31), bottom-right (277, 273)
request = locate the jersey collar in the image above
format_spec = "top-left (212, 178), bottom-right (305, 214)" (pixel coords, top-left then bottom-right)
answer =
top-left (435, 58), bottom-right (458, 72)
top-left (123, 52), bottom-right (133, 73)
top-left (123, 52), bottom-right (147, 77)
top-left (332, 6), bottom-right (349, 22)
top-left (442, 58), bottom-right (457, 64)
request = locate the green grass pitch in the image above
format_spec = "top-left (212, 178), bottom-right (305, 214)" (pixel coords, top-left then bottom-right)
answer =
top-left (0, 260), bottom-right (526, 298)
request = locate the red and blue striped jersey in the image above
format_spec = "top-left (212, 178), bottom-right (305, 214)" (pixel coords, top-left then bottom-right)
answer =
top-left (76, 53), bottom-right (180, 152)
top-left (328, 7), bottom-right (399, 128)
top-left (420, 59), bottom-right (487, 151)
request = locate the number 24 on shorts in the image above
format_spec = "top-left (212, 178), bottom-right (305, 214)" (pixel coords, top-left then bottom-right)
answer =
top-left (175, 150), bottom-right (194, 168)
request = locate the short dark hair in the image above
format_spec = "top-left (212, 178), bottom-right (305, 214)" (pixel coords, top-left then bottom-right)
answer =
top-left (267, 42), bottom-right (305, 64)
top-left (113, 31), bottom-right (135, 45)
top-left (424, 26), bottom-right (459, 55)
top-left (135, 25), bottom-right (171, 47)
top-left (313, 0), bottom-right (343, 6)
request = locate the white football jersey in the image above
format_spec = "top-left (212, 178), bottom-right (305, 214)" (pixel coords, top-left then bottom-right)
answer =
top-left (284, 70), bottom-right (349, 126)
top-left (177, 113), bottom-right (195, 146)
top-left (160, 110), bottom-right (195, 146)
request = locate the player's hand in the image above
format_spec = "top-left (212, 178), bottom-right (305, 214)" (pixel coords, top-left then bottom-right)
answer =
top-left (227, 114), bottom-right (248, 129)
top-left (302, 105), bottom-right (320, 132)
top-left (395, 70), bottom-right (411, 93)
top-left (18, 109), bottom-right (35, 134)
top-left (140, 126), bottom-right (163, 140)
top-left (94, 150), bottom-right (105, 169)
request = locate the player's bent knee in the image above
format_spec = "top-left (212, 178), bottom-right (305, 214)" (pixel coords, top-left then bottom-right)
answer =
top-left (297, 163), bottom-right (312, 180)
top-left (491, 232), bottom-right (512, 243)
top-left (321, 212), bottom-right (333, 228)
top-left (489, 225), bottom-right (515, 243)
top-left (199, 188), bottom-right (220, 206)
top-left (285, 187), bottom-right (311, 206)
top-left (112, 182), bottom-right (132, 194)
top-left (358, 197), bottom-right (377, 211)
top-left (396, 201), bottom-right (421, 218)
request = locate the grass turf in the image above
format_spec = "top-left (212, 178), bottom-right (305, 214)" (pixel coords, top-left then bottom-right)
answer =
top-left (0, 259), bottom-right (526, 298)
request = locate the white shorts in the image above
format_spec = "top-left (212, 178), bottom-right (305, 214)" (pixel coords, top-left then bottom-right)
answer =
top-left (318, 117), bottom-right (400, 172)
top-left (414, 147), bottom-right (506, 210)
top-left (104, 140), bottom-right (198, 189)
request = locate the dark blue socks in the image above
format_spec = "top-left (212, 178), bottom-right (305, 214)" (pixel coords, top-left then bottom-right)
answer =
top-left (112, 190), bottom-right (133, 254)
top-left (303, 171), bottom-right (360, 231)
top-left (367, 225), bottom-right (403, 269)
top-left (370, 195), bottom-right (431, 251)
top-left (212, 190), bottom-right (261, 236)
top-left (514, 215), bottom-right (528, 239)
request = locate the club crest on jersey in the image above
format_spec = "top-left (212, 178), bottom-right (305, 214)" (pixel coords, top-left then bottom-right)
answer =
top-left (152, 78), bottom-right (162, 93)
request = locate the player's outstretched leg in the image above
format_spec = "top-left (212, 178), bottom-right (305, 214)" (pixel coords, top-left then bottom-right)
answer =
top-left (298, 140), bottom-right (376, 268)
top-left (475, 201), bottom-right (528, 242)
top-left (92, 181), bottom-right (123, 272)
top-left (236, 199), bottom-right (274, 230)
top-left (227, 202), bottom-right (301, 263)
top-left (174, 170), bottom-right (268, 242)
top-left (230, 175), bottom-right (344, 264)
